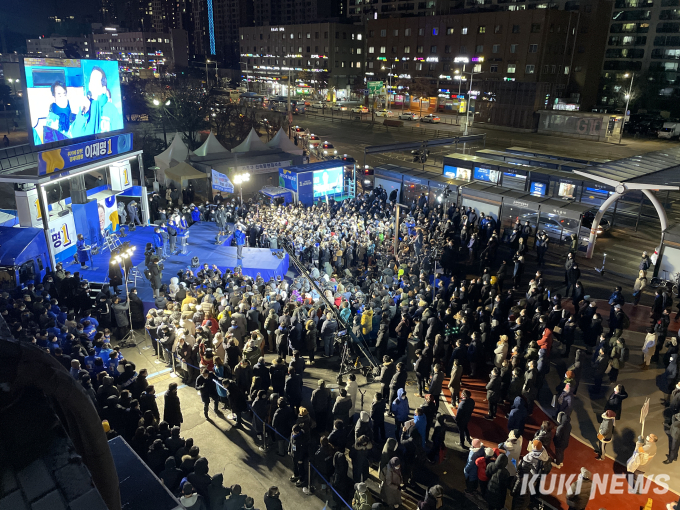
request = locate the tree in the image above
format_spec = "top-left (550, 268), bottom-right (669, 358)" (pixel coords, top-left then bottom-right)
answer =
top-left (133, 126), bottom-right (167, 176)
top-left (313, 71), bottom-right (330, 98)
top-left (164, 86), bottom-right (211, 150)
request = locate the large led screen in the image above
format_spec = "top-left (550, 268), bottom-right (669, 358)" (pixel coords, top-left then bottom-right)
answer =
top-left (24, 58), bottom-right (124, 146)
top-left (313, 167), bottom-right (343, 198)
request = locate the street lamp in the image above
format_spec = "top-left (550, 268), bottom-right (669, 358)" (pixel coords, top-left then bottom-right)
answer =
top-left (240, 62), bottom-right (250, 92)
top-left (205, 59), bottom-right (212, 90)
top-left (234, 172), bottom-right (250, 203)
top-left (620, 73), bottom-right (635, 144)
top-left (381, 64), bottom-right (395, 110)
top-left (153, 99), bottom-right (171, 148)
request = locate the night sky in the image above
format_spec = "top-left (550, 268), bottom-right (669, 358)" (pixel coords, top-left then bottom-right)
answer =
top-left (3, 0), bottom-right (99, 40)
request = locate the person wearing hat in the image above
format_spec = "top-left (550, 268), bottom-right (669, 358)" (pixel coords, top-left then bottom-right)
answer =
top-left (463, 438), bottom-right (484, 493)
top-left (565, 468), bottom-right (593, 510)
top-left (596, 409), bottom-right (616, 460)
top-left (351, 481), bottom-right (374, 510)
top-left (263, 486), bottom-right (282, 510)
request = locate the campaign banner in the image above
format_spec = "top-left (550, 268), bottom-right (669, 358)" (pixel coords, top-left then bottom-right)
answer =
top-left (97, 195), bottom-right (119, 233)
top-left (47, 213), bottom-right (77, 263)
top-left (279, 168), bottom-right (298, 192)
top-left (38, 132), bottom-right (133, 175)
top-left (227, 160), bottom-right (292, 176)
top-left (211, 169), bottom-right (235, 193)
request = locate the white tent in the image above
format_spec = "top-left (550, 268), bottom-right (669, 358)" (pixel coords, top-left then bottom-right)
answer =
top-left (267, 128), bottom-right (303, 156)
top-left (231, 128), bottom-right (269, 153)
top-left (194, 132), bottom-right (229, 157)
top-left (154, 133), bottom-right (191, 171)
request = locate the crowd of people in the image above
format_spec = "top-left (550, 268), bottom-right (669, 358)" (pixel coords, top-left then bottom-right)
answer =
top-left (14, 181), bottom-right (680, 510)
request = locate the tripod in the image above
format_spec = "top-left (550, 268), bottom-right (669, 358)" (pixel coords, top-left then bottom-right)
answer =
top-left (112, 247), bottom-right (142, 354)
top-left (336, 339), bottom-right (355, 384)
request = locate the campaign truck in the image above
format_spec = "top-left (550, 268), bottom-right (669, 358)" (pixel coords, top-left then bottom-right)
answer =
top-left (0, 227), bottom-right (52, 290)
top-left (258, 186), bottom-right (294, 206)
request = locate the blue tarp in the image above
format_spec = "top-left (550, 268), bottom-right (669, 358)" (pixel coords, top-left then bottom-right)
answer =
top-left (0, 227), bottom-right (47, 267)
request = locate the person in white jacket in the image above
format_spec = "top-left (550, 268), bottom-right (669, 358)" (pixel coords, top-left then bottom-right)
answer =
top-left (498, 429), bottom-right (523, 477)
top-left (346, 373), bottom-right (359, 419)
top-left (494, 335), bottom-right (509, 368)
top-left (641, 327), bottom-right (656, 370)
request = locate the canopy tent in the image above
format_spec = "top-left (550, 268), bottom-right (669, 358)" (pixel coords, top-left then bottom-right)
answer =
top-left (267, 128), bottom-right (303, 156)
top-left (164, 162), bottom-right (209, 184)
top-left (154, 133), bottom-right (191, 172)
top-left (194, 132), bottom-right (230, 157)
top-left (232, 128), bottom-right (269, 153)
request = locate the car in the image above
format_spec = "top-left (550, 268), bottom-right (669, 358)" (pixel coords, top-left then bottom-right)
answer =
top-left (422, 114), bottom-right (441, 124)
top-left (399, 112), bottom-right (418, 121)
top-left (351, 106), bottom-right (369, 114)
top-left (293, 105), bottom-right (306, 114)
top-left (292, 126), bottom-right (305, 134)
top-left (311, 102), bottom-right (326, 109)
top-left (332, 103), bottom-right (348, 111)
top-left (308, 134), bottom-right (321, 147)
top-left (519, 211), bottom-right (611, 243)
top-left (375, 109), bottom-right (394, 117)
top-left (320, 141), bottom-right (337, 155)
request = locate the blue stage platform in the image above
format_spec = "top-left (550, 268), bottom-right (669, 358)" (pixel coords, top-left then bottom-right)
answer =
top-left (69, 223), bottom-right (289, 303)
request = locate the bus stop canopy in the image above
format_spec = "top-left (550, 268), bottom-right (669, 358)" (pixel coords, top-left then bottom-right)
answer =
top-left (583, 146), bottom-right (680, 185)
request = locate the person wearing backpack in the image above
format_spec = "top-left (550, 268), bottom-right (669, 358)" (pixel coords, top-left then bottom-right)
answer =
top-left (351, 482), bottom-right (373, 510)
top-left (609, 304), bottom-right (626, 338)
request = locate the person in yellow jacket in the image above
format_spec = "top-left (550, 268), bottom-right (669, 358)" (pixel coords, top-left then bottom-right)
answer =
top-left (361, 308), bottom-right (374, 337)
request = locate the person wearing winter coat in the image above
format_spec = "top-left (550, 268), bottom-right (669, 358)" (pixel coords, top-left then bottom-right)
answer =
top-left (463, 438), bottom-right (485, 492)
top-left (272, 397), bottom-right (294, 456)
top-left (361, 308), bottom-right (374, 336)
top-left (195, 368), bottom-right (219, 418)
top-left (159, 456), bottom-right (183, 494)
top-left (555, 383), bottom-right (574, 421)
top-left (311, 379), bottom-right (332, 432)
top-left (641, 327), bottom-right (656, 370)
top-left (498, 430), bottom-right (523, 477)
top-left (380, 457), bottom-right (403, 509)
top-left (552, 411), bottom-right (571, 469)
top-left (565, 468), bottom-right (593, 510)
top-left (418, 485), bottom-right (444, 510)
top-left (448, 359), bottom-right (464, 406)
top-left (163, 382), bottom-right (183, 427)
top-left (485, 454), bottom-right (510, 510)
top-left (251, 390), bottom-right (271, 442)
top-left (510, 460), bottom-right (533, 510)
top-left (427, 414), bottom-right (447, 464)
top-left (567, 350), bottom-right (584, 395)
top-left (346, 373), bottom-right (359, 419)
top-left (596, 409), bottom-right (616, 460)
top-left (331, 451), bottom-right (353, 508)
top-left (305, 320), bottom-right (318, 363)
top-left (350, 435), bottom-right (373, 483)
top-left (389, 362), bottom-right (408, 411)
top-left (475, 448), bottom-right (493, 495)
top-left (355, 411), bottom-right (373, 444)
top-left (455, 390), bottom-right (475, 447)
top-left (391, 388), bottom-right (410, 441)
top-left (333, 388), bottom-right (353, 429)
top-left (666, 412), bottom-right (680, 464)
top-left (494, 335), bottom-right (509, 368)
top-left (379, 357), bottom-right (397, 412)
top-left (507, 396), bottom-right (529, 435)
top-left (207, 474), bottom-right (231, 510)
top-left (180, 482), bottom-right (208, 510)
top-left (485, 367), bottom-right (502, 420)
top-left (523, 440), bottom-right (551, 475)
top-left (429, 364), bottom-right (445, 402)
top-left (604, 384), bottom-right (629, 420)
top-left (290, 424), bottom-right (309, 487)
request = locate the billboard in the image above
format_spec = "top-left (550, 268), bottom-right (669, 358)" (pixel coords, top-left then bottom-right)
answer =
top-left (37, 132), bottom-right (133, 175)
top-left (97, 195), bottom-right (120, 234)
top-left (312, 167), bottom-right (343, 198)
top-left (24, 58), bottom-right (124, 147)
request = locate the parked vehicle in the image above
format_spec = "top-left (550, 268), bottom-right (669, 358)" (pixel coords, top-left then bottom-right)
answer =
top-left (308, 134), bottom-right (321, 147)
top-left (422, 114), bottom-right (441, 124)
top-left (375, 109), bottom-right (394, 117)
top-left (658, 122), bottom-right (680, 139)
top-left (399, 112), bottom-right (418, 121)
top-left (311, 102), bottom-right (326, 109)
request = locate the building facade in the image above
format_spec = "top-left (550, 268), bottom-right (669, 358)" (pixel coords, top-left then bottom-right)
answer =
top-left (26, 36), bottom-right (95, 59)
top-left (253, 0), bottom-right (344, 26)
top-left (93, 29), bottom-right (189, 75)
top-left (364, 9), bottom-right (607, 127)
top-left (598, 0), bottom-right (680, 108)
top-left (239, 23), bottom-right (364, 96)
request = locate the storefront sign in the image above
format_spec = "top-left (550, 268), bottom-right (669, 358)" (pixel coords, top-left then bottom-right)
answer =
top-left (38, 132), bottom-right (134, 175)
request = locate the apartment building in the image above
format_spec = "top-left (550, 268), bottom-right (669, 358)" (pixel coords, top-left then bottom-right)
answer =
top-left (26, 36), bottom-right (95, 59)
top-left (239, 23), bottom-right (364, 94)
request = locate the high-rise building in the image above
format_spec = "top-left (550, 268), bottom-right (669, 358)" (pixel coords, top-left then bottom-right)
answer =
top-left (192, 0), bottom-right (253, 63)
top-left (364, 9), bottom-right (608, 128)
top-left (26, 36), bottom-right (95, 59)
top-left (253, 0), bottom-right (344, 26)
top-left (239, 23), bottom-right (364, 95)
top-left (597, 0), bottom-right (680, 109)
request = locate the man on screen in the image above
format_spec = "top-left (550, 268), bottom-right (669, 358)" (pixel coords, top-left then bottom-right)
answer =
top-left (71, 66), bottom-right (123, 136)
top-left (45, 81), bottom-right (74, 139)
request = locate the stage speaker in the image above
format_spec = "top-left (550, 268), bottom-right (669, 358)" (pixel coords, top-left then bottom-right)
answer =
top-left (191, 256), bottom-right (200, 268)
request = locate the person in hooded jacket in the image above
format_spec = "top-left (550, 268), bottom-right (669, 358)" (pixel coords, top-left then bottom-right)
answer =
top-left (289, 424), bottom-right (309, 487)
top-left (455, 389), bottom-right (475, 447)
top-left (187, 457), bottom-right (212, 500)
top-left (464, 438), bottom-right (485, 493)
top-left (389, 362), bottom-right (408, 409)
top-left (207, 474), bottom-right (231, 510)
top-left (355, 410), bottom-right (373, 443)
top-left (485, 454), bottom-right (510, 510)
top-left (665, 412), bottom-right (680, 464)
top-left (418, 485), bottom-right (444, 510)
top-left (180, 482), bottom-right (208, 510)
top-left (448, 359), bottom-right (464, 407)
top-left (273, 396), bottom-right (294, 456)
top-left (510, 460), bottom-right (533, 510)
top-left (596, 409), bottom-right (616, 460)
top-left (333, 388), bottom-right (353, 429)
top-left (507, 396), bottom-right (529, 435)
top-left (380, 457), bottom-right (403, 509)
top-left (498, 429), bottom-right (522, 478)
top-left (391, 388), bottom-right (410, 441)
top-left (604, 384), bottom-right (629, 420)
top-left (163, 382), bottom-right (183, 428)
top-left (146, 439), bottom-right (170, 474)
top-left (485, 367), bottom-right (502, 420)
top-left (552, 411), bottom-right (571, 469)
top-left (159, 456), bottom-right (183, 494)
top-left (565, 468), bottom-right (593, 510)
top-left (379, 357), bottom-right (397, 413)
top-left (350, 434), bottom-right (373, 483)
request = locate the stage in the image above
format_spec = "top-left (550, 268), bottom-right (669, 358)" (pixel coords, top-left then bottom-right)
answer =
top-left (69, 222), bottom-right (289, 302)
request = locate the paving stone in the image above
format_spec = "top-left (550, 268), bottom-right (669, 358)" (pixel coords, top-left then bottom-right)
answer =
top-left (0, 489), bottom-right (29, 510)
top-left (67, 488), bottom-right (108, 510)
top-left (31, 490), bottom-right (66, 510)
top-left (53, 462), bottom-right (94, 503)
top-left (0, 465), bottom-right (18, 498)
top-left (16, 460), bottom-right (55, 502)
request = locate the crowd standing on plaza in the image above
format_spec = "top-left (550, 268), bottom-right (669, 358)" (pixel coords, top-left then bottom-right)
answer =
top-left (13, 182), bottom-right (680, 510)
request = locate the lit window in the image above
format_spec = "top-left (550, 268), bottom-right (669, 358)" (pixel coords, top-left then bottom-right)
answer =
top-left (404, 46), bottom-right (411, 53)
top-left (462, 27), bottom-right (468, 34)
top-left (369, 46), bottom-right (375, 53)
top-left (478, 26), bottom-right (486, 33)
top-left (507, 64), bottom-right (516, 73)
top-left (433, 28), bottom-right (439, 35)
top-left (525, 64), bottom-right (535, 74)
top-left (380, 46), bottom-right (386, 53)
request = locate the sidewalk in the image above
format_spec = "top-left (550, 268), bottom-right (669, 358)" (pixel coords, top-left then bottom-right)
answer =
top-left (444, 300), bottom-right (680, 510)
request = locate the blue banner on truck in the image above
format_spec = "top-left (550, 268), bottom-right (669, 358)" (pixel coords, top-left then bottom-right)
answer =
top-left (38, 132), bottom-right (133, 175)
